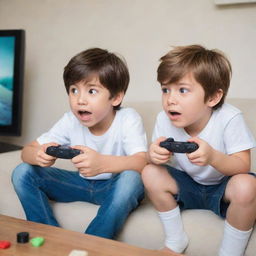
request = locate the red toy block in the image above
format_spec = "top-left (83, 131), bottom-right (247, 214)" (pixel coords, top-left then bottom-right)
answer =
top-left (0, 240), bottom-right (11, 249)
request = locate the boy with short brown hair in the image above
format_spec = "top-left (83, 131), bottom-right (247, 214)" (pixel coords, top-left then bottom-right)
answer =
top-left (142, 45), bottom-right (256, 255)
top-left (12, 48), bottom-right (147, 239)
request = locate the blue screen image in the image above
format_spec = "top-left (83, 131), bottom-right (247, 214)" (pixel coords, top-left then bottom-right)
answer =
top-left (0, 36), bottom-right (15, 126)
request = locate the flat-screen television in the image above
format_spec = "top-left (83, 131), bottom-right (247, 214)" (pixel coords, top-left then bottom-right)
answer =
top-left (0, 29), bottom-right (25, 136)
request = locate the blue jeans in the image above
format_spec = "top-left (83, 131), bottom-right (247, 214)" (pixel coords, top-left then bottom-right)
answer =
top-left (12, 163), bottom-right (144, 239)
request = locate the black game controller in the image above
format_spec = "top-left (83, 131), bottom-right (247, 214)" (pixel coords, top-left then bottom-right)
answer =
top-left (46, 145), bottom-right (82, 159)
top-left (160, 137), bottom-right (199, 153)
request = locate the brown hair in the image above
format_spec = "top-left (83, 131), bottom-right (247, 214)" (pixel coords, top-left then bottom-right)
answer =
top-left (157, 45), bottom-right (232, 109)
top-left (63, 48), bottom-right (129, 110)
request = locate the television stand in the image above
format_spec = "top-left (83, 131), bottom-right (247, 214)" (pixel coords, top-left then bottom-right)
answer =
top-left (0, 142), bottom-right (22, 153)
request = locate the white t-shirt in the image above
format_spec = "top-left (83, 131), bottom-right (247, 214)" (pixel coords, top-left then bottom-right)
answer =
top-left (152, 103), bottom-right (255, 185)
top-left (37, 107), bottom-right (147, 180)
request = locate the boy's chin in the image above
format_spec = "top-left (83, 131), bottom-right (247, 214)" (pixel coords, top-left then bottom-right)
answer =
top-left (76, 117), bottom-right (91, 127)
top-left (169, 120), bottom-right (185, 128)
top-left (79, 120), bottom-right (92, 127)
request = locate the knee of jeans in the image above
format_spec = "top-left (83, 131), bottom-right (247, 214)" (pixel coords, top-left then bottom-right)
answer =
top-left (12, 163), bottom-right (34, 187)
top-left (112, 171), bottom-right (144, 206)
top-left (118, 170), bottom-right (143, 191)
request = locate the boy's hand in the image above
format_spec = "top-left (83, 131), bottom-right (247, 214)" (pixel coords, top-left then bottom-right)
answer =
top-left (148, 137), bottom-right (172, 165)
top-left (186, 137), bottom-right (214, 166)
top-left (71, 145), bottom-right (105, 177)
top-left (36, 142), bottom-right (59, 167)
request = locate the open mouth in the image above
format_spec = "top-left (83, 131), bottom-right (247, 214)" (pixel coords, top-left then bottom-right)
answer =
top-left (169, 111), bottom-right (181, 116)
top-left (78, 110), bottom-right (92, 120)
top-left (168, 111), bottom-right (181, 121)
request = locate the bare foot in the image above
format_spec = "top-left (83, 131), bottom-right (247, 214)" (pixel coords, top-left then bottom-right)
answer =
top-left (160, 247), bottom-right (186, 256)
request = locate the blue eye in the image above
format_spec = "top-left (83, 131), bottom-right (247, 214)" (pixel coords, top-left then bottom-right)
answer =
top-left (89, 89), bottom-right (97, 94)
top-left (161, 87), bottom-right (169, 94)
top-left (180, 88), bottom-right (189, 93)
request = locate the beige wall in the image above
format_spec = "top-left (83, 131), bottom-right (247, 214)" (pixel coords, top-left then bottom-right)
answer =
top-left (0, 0), bottom-right (256, 146)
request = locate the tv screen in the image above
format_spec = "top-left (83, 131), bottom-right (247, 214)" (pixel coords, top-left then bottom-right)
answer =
top-left (0, 29), bottom-right (25, 136)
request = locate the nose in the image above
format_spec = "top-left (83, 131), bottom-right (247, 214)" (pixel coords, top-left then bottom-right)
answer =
top-left (167, 92), bottom-right (178, 105)
top-left (77, 91), bottom-right (87, 105)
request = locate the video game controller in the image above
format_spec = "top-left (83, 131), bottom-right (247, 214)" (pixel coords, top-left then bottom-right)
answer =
top-left (160, 137), bottom-right (199, 153)
top-left (46, 145), bottom-right (82, 159)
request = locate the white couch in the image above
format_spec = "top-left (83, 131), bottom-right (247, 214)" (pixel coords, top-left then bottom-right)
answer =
top-left (0, 99), bottom-right (255, 256)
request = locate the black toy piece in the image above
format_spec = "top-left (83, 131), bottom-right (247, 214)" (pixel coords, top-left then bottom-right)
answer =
top-left (160, 137), bottom-right (199, 153)
top-left (46, 145), bottom-right (82, 159)
top-left (17, 232), bottom-right (29, 243)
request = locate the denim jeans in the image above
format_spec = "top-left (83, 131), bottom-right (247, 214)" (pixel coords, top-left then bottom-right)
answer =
top-left (12, 163), bottom-right (144, 239)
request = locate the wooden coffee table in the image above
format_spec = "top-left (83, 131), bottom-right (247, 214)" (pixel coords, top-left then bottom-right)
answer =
top-left (0, 214), bottom-right (175, 256)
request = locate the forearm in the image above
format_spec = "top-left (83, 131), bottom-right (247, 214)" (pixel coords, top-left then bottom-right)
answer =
top-left (21, 143), bottom-right (41, 165)
top-left (210, 149), bottom-right (251, 176)
top-left (99, 152), bottom-right (147, 174)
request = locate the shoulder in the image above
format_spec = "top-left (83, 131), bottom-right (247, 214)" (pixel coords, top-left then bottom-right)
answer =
top-left (116, 107), bottom-right (145, 134)
top-left (213, 103), bottom-right (243, 124)
top-left (157, 110), bottom-right (168, 117)
top-left (61, 111), bottom-right (81, 125)
top-left (47, 111), bottom-right (83, 133)
top-left (156, 110), bottom-right (170, 123)
top-left (216, 103), bottom-right (242, 116)
top-left (117, 107), bottom-right (143, 121)
top-left (63, 111), bottom-right (78, 120)
top-left (216, 104), bottom-right (255, 154)
top-left (152, 110), bottom-right (176, 139)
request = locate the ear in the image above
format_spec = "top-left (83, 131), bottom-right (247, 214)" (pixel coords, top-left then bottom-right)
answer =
top-left (207, 89), bottom-right (223, 108)
top-left (111, 92), bottom-right (125, 107)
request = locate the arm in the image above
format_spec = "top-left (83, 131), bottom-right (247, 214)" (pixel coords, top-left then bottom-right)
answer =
top-left (21, 140), bottom-right (58, 167)
top-left (208, 149), bottom-right (250, 176)
top-left (187, 137), bottom-right (251, 175)
top-left (71, 145), bottom-right (147, 177)
top-left (97, 152), bottom-right (147, 173)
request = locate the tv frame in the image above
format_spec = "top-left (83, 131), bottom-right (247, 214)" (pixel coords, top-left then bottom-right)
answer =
top-left (0, 29), bottom-right (25, 136)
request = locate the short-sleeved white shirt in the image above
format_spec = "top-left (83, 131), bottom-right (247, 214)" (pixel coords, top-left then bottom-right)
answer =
top-left (37, 107), bottom-right (147, 180)
top-left (152, 103), bottom-right (255, 185)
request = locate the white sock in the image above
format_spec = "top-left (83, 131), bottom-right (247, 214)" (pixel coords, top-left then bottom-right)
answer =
top-left (158, 206), bottom-right (189, 253)
top-left (219, 220), bottom-right (253, 256)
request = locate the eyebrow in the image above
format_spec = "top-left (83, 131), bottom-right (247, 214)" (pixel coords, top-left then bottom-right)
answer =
top-left (84, 82), bottom-right (104, 88)
top-left (176, 81), bottom-right (192, 86)
top-left (161, 82), bottom-right (192, 87)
